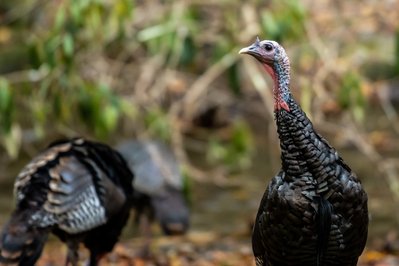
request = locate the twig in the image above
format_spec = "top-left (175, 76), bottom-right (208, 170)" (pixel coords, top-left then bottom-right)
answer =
top-left (304, 21), bottom-right (335, 106)
top-left (0, 67), bottom-right (49, 84)
top-left (1, 0), bottom-right (50, 25)
top-left (181, 50), bottom-right (239, 119)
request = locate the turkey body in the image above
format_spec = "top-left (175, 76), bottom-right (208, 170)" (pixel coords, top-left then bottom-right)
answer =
top-left (116, 140), bottom-right (189, 241)
top-left (240, 39), bottom-right (368, 266)
top-left (0, 138), bottom-right (134, 266)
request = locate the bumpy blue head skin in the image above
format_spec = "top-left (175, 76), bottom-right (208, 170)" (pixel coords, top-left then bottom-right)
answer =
top-left (239, 38), bottom-right (291, 112)
top-left (273, 58), bottom-right (291, 104)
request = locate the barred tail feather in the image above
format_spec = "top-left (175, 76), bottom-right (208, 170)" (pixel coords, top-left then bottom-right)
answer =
top-left (0, 210), bottom-right (50, 266)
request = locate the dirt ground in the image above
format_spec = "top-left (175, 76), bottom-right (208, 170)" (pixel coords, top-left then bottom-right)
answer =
top-left (33, 231), bottom-right (399, 266)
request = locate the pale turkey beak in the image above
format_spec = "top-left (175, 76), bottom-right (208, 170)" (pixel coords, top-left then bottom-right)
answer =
top-left (239, 44), bottom-right (264, 64)
top-left (239, 45), bottom-right (259, 56)
top-left (238, 46), bottom-right (250, 54)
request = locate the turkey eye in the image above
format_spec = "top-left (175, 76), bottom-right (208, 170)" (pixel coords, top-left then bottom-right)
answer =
top-left (265, 44), bottom-right (273, 51)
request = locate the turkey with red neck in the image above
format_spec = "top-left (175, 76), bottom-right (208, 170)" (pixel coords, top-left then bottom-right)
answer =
top-left (240, 38), bottom-right (369, 266)
top-left (239, 37), bottom-right (291, 113)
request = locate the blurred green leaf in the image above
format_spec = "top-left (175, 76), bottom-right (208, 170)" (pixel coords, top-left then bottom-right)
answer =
top-left (77, 83), bottom-right (122, 138)
top-left (0, 79), bottom-right (11, 113)
top-left (211, 40), bottom-right (232, 63)
top-left (34, 122), bottom-right (45, 139)
top-left (228, 63), bottom-right (241, 95)
top-left (0, 79), bottom-right (14, 134)
top-left (300, 82), bottom-right (312, 118)
top-left (338, 72), bottom-right (365, 122)
top-left (78, 84), bottom-right (98, 127)
top-left (1, 124), bottom-right (21, 159)
top-left (261, 0), bottom-right (306, 42)
top-left (32, 100), bottom-right (46, 123)
top-left (101, 104), bottom-right (119, 132)
top-left (120, 100), bottom-right (138, 119)
top-left (63, 33), bottom-right (74, 58)
top-left (229, 120), bottom-right (254, 170)
top-left (87, 4), bottom-right (103, 36)
top-left (28, 43), bottom-right (42, 69)
top-left (138, 22), bottom-right (175, 42)
top-left (353, 105), bottom-right (365, 123)
top-left (54, 6), bottom-right (66, 31)
top-left (53, 91), bottom-right (71, 122)
top-left (145, 109), bottom-right (171, 141)
top-left (207, 138), bottom-right (228, 162)
top-left (181, 164), bottom-right (193, 209)
top-left (180, 36), bottom-right (195, 66)
top-left (70, 1), bottom-right (83, 24)
top-left (395, 29), bottom-right (399, 75)
top-left (261, 11), bottom-right (279, 40)
top-left (44, 36), bottom-right (61, 69)
top-left (114, 0), bottom-right (134, 19)
top-left (207, 120), bottom-right (254, 173)
top-left (53, 92), bottom-right (62, 119)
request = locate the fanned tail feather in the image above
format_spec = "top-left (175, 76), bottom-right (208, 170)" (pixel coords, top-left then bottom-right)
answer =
top-left (0, 209), bottom-right (50, 266)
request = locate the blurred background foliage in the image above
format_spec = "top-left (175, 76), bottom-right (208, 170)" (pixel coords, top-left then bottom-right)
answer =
top-left (1, 0), bottom-right (399, 256)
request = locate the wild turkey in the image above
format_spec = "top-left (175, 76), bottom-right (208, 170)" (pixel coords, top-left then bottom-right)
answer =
top-left (239, 38), bottom-right (369, 266)
top-left (0, 138), bottom-right (134, 266)
top-left (116, 140), bottom-right (189, 255)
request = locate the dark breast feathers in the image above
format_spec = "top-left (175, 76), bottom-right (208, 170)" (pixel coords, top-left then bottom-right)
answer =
top-left (0, 138), bottom-right (134, 266)
top-left (252, 99), bottom-right (368, 266)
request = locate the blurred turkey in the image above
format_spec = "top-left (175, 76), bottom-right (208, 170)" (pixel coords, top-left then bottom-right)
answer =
top-left (239, 38), bottom-right (368, 266)
top-left (116, 140), bottom-right (189, 254)
top-left (0, 138), bottom-right (134, 266)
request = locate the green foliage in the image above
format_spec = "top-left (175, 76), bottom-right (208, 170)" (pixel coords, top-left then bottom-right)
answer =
top-left (395, 29), bottom-right (399, 76)
top-left (180, 164), bottom-right (193, 209)
top-left (0, 79), bottom-right (14, 134)
top-left (28, 43), bottom-right (42, 69)
top-left (338, 72), bottom-right (366, 122)
top-left (0, 45), bottom-right (29, 74)
top-left (261, 0), bottom-right (306, 42)
top-left (1, 124), bottom-right (21, 160)
top-left (78, 83), bottom-right (122, 139)
top-left (300, 80), bottom-right (312, 119)
top-left (207, 120), bottom-right (254, 173)
top-left (144, 109), bottom-right (171, 142)
top-left (0, 0), bottom-right (137, 152)
top-left (0, 79), bottom-right (20, 158)
top-left (0, 0), bottom-right (382, 166)
top-left (228, 63), bottom-right (241, 95)
top-left (180, 36), bottom-right (196, 67)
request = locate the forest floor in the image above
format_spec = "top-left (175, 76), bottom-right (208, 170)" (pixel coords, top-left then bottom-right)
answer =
top-left (34, 231), bottom-right (399, 266)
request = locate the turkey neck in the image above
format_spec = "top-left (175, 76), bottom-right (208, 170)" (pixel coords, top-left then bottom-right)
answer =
top-left (276, 99), bottom-right (315, 177)
top-left (263, 52), bottom-right (291, 112)
top-left (267, 59), bottom-right (321, 180)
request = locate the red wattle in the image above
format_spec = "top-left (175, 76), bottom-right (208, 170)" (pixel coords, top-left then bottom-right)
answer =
top-left (280, 101), bottom-right (290, 112)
